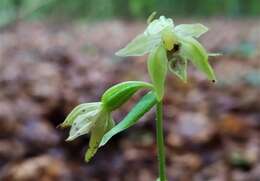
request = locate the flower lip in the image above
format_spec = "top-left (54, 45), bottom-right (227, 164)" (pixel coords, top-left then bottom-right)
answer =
top-left (60, 102), bottom-right (102, 128)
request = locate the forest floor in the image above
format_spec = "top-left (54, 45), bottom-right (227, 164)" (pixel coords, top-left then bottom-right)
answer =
top-left (0, 19), bottom-right (260, 181)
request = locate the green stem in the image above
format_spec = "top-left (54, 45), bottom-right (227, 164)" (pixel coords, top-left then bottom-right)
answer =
top-left (156, 101), bottom-right (167, 181)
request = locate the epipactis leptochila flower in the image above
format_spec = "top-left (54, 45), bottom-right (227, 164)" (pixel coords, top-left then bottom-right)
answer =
top-left (60, 81), bottom-right (153, 162)
top-left (60, 102), bottom-right (114, 161)
top-left (116, 15), bottom-right (219, 100)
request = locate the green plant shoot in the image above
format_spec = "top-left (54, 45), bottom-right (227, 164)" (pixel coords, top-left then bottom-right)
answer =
top-left (60, 14), bottom-right (219, 181)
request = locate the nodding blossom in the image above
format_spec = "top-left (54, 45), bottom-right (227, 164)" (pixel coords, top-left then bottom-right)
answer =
top-left (60, 102), bottom-right (114, 161)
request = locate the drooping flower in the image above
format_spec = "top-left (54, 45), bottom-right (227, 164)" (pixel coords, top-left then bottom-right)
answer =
top-left (60, 102), bottom-right (114, 161)
top-left (116, 15), bottom-right (219, 100)
top-left (60, 81), bottom-right (153, 161)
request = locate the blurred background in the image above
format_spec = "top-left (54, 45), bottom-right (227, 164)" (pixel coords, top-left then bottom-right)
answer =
top-left (0, 0), bottom-right (260, 180)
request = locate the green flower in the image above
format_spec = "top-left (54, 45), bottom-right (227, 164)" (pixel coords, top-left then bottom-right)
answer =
top-left (60, 81), bottom-right (153, 161)
top-left (60, 102), bottom-right (114, 162)
top-left (116, 15), bottom-right (218, 100)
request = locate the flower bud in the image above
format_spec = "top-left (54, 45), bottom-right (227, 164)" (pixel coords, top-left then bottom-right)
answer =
top-left (101, 81), bottom-right (153, 111)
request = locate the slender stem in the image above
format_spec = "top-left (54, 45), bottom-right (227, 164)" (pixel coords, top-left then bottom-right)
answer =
top-left (156, 101), bottom-right (167, 181)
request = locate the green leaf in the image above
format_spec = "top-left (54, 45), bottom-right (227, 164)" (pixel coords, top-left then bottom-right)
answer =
top-left (175, 24), bottom-right (208, 38)
top-left (147, 45), bottom-right (168, 100)
top-left (180, 37), bottom-right (216, 82)
top-left (99, 92), bottom-right (157, 147)
top-left (60, 102), bottom-right (101, 128)
top-left (115, 33), bottom-right (161, 57)
top-left (168, 56), bottom-right (187, 82)
top-left (101, 81), bottom-right (153, 111)
top-left (85, 114), bottom-right (115, 162)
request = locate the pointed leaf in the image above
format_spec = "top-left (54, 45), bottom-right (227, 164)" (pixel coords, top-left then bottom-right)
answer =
top-left (169, 56), bottom-right (187, 82)
top-left (180, 37), bottom-right (216, 81)
top-left (175, 24), bottom-right (208, 38)
top-left (99, 92), bottom-right (157, 147)
top-left (116, 33), bottom-right (161, 57)
top-left (102, 81), bottom-right (153, 111)
top-left (60, 102), bottom-right (101, 128)
top-left (148, 45), bottom-right (168, 100)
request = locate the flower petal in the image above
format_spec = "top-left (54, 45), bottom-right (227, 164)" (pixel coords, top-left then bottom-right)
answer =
top-left (180, 37), bottom-right (216, 81)
top-left (175, 24), bottom-right (208, 38)
top-left (60, 102), bottom-right (101, 128)
top-left (66, 109), bottom-right (100, 141)
top-left (115, 33), bottom-right (161, 57)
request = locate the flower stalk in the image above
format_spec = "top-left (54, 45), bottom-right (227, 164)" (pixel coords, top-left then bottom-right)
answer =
top-left (156, 101), bottom-right (167, 181)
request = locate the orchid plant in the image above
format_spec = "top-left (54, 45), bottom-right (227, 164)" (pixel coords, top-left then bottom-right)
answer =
top-left (60, 14), bottom-right (218, 181)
